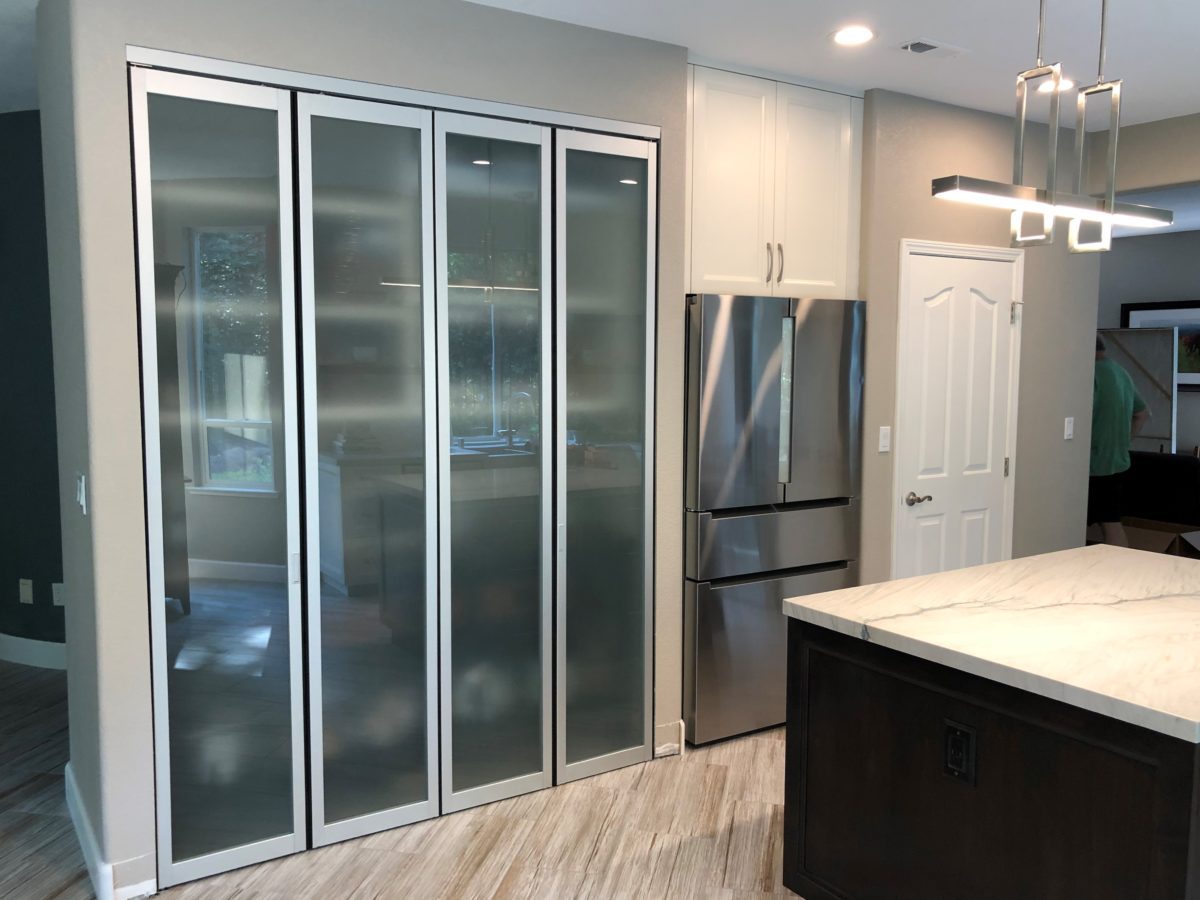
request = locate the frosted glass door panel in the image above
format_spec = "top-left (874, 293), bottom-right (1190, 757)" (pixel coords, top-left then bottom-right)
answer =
top-left (557, 134), bottom-right (655, 780)
top-left (436, 116), bottom-right (551, 809)
top-left (134, 69), bottom-right (303, 886)
top-left (299, 96), bottom-right (437, 843)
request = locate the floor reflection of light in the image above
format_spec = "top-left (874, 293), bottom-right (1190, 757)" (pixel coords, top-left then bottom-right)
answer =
top-left (174, 626), bottom-right (273, 676)
top-left (197, 731), bottom-right (243, 786)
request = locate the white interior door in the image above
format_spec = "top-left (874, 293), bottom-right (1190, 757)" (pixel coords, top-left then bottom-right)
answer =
top-left (892, 242), bottom-right (1023, 579)
top-left (689, 67), bottom-right (777, 295)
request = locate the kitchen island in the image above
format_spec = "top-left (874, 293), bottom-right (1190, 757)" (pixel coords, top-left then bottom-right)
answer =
top-left (781, 545), bottom-right (1200, 900)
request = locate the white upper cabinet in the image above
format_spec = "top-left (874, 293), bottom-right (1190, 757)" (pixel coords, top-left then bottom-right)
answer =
top-left (689, 66), bottom-right (777, 295)
top-left (689, 66), bottom-right (862, 299)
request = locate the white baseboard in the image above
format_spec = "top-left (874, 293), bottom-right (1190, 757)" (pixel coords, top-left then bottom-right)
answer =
top-left (0, 633), bottom-right (66, 669)
top-left (65, 762), bottom-right (157, 899)
top-left (65, 761), bottom-right (114, 900)
top-left (188, 559), bottom-right (286, 583)
top-left (653, 719), bottom-right (685, 758)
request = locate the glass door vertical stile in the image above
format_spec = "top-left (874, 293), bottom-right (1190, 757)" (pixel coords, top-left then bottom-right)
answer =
top-left (434, 112), bottom-right (554, 812)
top-left (296, 93), bottom-right (439, 846)
top-left (554, 131), bottom-right (657, 782)
top-left (132, 67), bottom-right (306, 889)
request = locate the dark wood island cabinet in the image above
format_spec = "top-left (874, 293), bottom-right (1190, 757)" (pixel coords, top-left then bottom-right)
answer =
top-left (780, 547), bottom-right (1200, 900)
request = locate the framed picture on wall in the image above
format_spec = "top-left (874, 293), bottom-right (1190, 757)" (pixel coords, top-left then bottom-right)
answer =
top-left (1122, 300), bottom-right (1200, 390)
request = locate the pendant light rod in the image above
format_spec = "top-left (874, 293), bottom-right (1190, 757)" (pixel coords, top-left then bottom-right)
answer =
top-left (1035, 0), bottom-right (1047, 66)
top-left (1096, 0), bottom-right (1109, 81)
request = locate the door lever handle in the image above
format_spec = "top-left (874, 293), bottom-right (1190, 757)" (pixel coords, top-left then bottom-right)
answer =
top-left (905, 491), bottom-right (933, 507)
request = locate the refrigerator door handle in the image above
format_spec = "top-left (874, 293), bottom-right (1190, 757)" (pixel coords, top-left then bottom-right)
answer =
top-left (778, 315), bottom-right (794, 483)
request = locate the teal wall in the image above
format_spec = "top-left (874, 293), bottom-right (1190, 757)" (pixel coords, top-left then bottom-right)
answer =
top-left (0, 109), bottom-right (64, 643)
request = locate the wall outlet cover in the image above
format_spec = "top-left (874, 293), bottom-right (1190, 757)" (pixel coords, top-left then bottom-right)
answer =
top-left (19, 578), bottom-right (34, 604)
top-left (1064, 417), bottom-right (1075, 440)
top-left (878, 425), bottom-right (892, 453)
top-left (52, 583), bottom-right (65, 607)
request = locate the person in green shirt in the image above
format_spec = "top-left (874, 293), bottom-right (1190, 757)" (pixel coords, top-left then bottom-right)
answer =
top-left (1089, 334), bottom-right (1150, 546)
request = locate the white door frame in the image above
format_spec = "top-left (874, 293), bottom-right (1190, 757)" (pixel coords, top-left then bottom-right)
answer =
top-left (891, 239), bottom-right (1024, 580)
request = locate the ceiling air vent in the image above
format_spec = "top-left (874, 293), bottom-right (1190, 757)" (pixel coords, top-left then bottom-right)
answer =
top-left (902, 40), bottom-right (939, 54)
top-left (898, 39), bottom-right (967, 59)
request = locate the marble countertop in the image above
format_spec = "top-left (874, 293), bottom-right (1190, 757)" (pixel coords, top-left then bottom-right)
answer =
top-left (783, 546), bottom-right (1200, 742)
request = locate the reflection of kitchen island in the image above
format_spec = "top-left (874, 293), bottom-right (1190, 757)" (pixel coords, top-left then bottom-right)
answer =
top-left (781, 546), bottom-right (1200, 900)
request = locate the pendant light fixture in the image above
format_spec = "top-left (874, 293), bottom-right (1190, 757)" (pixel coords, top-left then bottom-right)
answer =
top-left (931, 0), bottom-right (1172, 251)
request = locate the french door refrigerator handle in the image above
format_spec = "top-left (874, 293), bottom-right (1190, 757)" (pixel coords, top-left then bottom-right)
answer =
top-left (779, 315), bottom-right (795, 484)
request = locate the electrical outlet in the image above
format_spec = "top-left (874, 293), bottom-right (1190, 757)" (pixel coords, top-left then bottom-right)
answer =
top-left (19, 579), bottom-right (33, 605)
top-left (52, 583), bottom-right (65, 607)
top-left (878, 425), bottom-right (892, 453)
top-left (944, 720), bottom-right (976, 785)
top-left (1064, 417), bottom-right (1075, 440)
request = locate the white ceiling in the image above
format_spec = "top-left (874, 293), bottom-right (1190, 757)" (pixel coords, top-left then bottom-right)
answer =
top-left (471, 0), bottom-right (1200, 127)
top-left (4, 0), bottom-right (1200, 124)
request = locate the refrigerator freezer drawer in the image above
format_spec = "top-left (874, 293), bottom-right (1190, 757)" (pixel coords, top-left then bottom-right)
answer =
top-left (684, 563), bottom-right (859, 745)
top-left (685, 501), bottom-right (859, 581)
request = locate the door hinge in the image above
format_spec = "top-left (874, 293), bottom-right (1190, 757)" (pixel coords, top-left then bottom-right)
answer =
top-left (1004, 457), bottom-right (1010, 477)
top-left (1011, 300), bottom-right (1024, 325)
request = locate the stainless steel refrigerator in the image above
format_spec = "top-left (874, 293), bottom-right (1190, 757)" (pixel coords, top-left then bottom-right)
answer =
top-left (684, 294), bottom-right (865, 744)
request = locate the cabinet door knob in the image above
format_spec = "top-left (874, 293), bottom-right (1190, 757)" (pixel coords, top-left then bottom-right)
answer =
top-left (776, 243), bottom-right (784, 283)
top-left (765, 242), bottom-right (774, 283)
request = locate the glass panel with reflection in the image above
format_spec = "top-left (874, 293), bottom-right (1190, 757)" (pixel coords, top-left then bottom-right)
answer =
top-left (308, 114), bottom-right (431, 825)
top-left (147, 93), bottom-right (294, 862)
top-left (444, 132), bottom-right (545, 793)
top-left (563, 149), bottom-right (649, 765)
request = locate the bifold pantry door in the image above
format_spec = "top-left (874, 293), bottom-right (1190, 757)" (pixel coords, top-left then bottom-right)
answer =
top-left (555, 130), bottom-right (656, 782)
top-left (133, 68), bottom-right (307, 888)
top-left (136, 68), bottom-right (656, 886)
top-left (296, 94), bottom-right (440, 846)
top-left (434, 112), bottom-right (554, 812)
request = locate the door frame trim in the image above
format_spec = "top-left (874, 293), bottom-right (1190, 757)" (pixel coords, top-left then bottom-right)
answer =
top-left (127, 46), bottom-right (660, 141)
top-left (891, 239), bottom-right (1024, 580)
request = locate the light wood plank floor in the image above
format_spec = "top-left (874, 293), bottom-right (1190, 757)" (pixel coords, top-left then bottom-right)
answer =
top-left (162, 728), bottom-right (793, 900)
top-left (0, 655), bottom-right (794, 899)
top-left (0, 660), bottom-right (92, 900)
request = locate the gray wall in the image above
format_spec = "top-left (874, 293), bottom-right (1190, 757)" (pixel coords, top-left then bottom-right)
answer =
top-left (1098, 230), bottom-right (1200, 451)
top-left (37, 0), bottom-right (686, 890)
top-left (0, 109), bottom-right (64, 645)
top-left (858, 90), bottom-right (1101, 583)
top-left (1088, 112), bottom-right (1200, 193)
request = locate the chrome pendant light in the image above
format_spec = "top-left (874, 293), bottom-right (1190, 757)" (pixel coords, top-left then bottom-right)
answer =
top-left (931, 0), bottom-right (1172, 251)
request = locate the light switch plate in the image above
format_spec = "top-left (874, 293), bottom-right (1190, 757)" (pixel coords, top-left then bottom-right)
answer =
top-left (19, 579), bottom-right (33, 605)
top-left (1064, 417), bottom-right (1074, 440)
top-left (878, 425), bottom-right (892, 453)
top-left (52, 583), bottom-right (65, 607)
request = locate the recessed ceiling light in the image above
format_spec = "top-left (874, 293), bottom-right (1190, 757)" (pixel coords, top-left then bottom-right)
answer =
top-left (832, 24), bottom-right (874, 47)
top-left (1037, 77), bottom-right (1076, 93)
top-left (472, 159), bottom-right (491, 166)
top-left (619, 178), bottom-right (639, 185)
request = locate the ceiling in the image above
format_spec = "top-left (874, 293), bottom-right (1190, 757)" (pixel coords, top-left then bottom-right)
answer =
top-left (4, 0), bottom-right (1200, 125)
top-left (470, 0), bottom-right (1200, 127)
